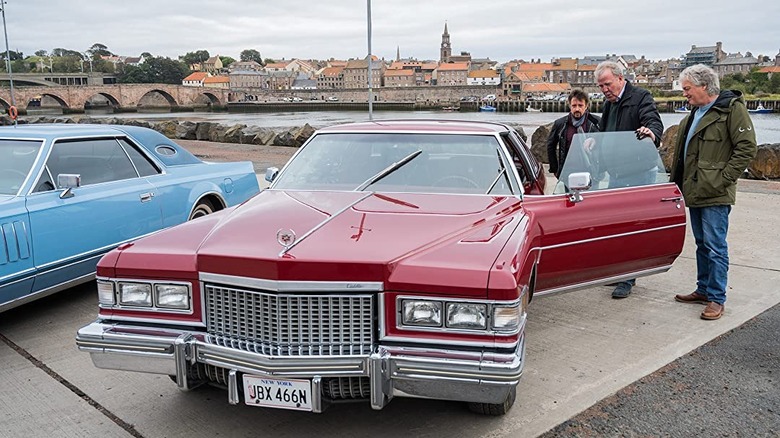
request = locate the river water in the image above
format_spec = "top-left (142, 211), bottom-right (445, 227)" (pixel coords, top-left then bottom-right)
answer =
top-left (85, 109), bottom-right (780, 144)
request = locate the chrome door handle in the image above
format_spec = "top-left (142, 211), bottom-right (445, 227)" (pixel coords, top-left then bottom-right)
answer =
top-left (661, 196), bottom-right (683, 209)
top-left (139, 192), bottom-right (154, 202)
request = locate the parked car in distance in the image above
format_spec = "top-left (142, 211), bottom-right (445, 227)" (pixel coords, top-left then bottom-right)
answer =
top-left (291, 97), bottom-right (303, 102)
top-left (0, 124), bottom-right (260, 313)
top-left (326, 96), bottom-right (339, 101)
top-left (589, 92), bottom-right (604, 101)
top-left (77, 122), bottom-right (685, 415)
top-left (483, 94), bottom-right (497, 101)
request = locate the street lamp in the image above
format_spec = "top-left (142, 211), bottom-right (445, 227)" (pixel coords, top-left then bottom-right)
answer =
top-left (0, 0), bottom-right (17, 120)
top-left (366, 0), bottom-right (373, 120)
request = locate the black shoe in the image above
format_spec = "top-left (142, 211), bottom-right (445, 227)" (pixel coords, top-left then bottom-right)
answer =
top-left (611, 282), bottom-right (633, 299)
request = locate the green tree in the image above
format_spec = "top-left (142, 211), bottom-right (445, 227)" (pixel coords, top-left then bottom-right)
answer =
top-left (263, 58), bottom-right (276, 65)
top-left (179, 50), bottom-right (210, 66)
top-left (240, 49), bottom-right (263, 64)
top-left (0, 50), bottom-right (24, 61)
top-left (118, 56), bottom-right (189, 84)
top-left (87, 43), bottom-right (113, 58)
top-left (219, 56), bottom-right (235, 69)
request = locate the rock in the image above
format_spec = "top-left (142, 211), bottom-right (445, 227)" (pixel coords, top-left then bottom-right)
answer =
top-left (154, 120), bottom-right (179, 138)
top-left (223, 124), bottom-right (247, 143)
top-left (747, 143), bottom-right (780, 179)
top-left (273, 130), bottom-right (296, 147)
top-left (176, 121), bottom-right (197, 139)
top-left (207, 124), bottom-right (229, 143)
top-left (253, 129), bottom-right (277, 145)
top-left (195, 122), bottom-right (214, 141)
top-left (659, 124), bottom-right (680, 172)
top-left (123, 119), bottom-right (152, 128)
top-left (291, 123), bottom-right (315, 147)
top-left (530, 122), bottom-right (552, 163)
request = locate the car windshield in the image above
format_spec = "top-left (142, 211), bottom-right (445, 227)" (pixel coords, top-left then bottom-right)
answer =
top-left (553, 131), bottom-right (668, 194)
top-left (0, 139), bottom-right (43, 195)
top-left (271, 132), bottom-right (516, 195)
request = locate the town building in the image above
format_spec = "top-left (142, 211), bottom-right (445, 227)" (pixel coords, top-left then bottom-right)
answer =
top-left (713, 52), bottom-right (759, 78)
top-left (435, 62), bottom-right (469, 86)
top-left (317, 66), bottom-right (345, 89)
top-left (182, 71), bottom-right (209, 87)
top-left (683, 42), bottom-right (726, 67)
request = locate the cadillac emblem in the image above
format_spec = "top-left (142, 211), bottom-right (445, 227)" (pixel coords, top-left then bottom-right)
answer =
top-left (276, 229), bottom-right (297, 248)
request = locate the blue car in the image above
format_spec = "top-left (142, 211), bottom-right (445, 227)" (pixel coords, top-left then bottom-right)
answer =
top-left (0, 124), bottom-right (260, 312)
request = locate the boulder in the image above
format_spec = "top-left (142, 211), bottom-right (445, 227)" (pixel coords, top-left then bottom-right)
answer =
top-left (253, 129), bottom-right (277, 145)
top-left (175, 121), bottom-right (197, 139)
top-left (223, 124), bottom-right (247, 143)
top-left (195, 122), bottom-right (214, 141)
top-left (503, 122), bottom-right (528, 142)
top-left (154, 120), bottom-right (179, 138)
top-left (747, 143), bottom-right (780, 179)
top-left (291, 123), bottom-right (316, 147)
top-left (659, 124), bottom-right (680, 172)
top-left (207, 124), bottom-right (229, 143)
top-left (530, 123), bottom-right (552, 163)
top-left (273, 129), bottom-right (296, 147)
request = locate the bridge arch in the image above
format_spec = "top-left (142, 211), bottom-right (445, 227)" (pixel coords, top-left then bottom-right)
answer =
top-left (33, 92), bottom-right (70, 110)
top-left (197, 92), bottom-right (222, 106)
top-left (137, 89), bottom-right (179, 108)
top-left (81, 92), bottom-right (121, 111)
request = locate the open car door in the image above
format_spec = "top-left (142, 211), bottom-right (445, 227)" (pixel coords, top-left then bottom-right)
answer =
top-left (521, 131), bottom-right (687, 296)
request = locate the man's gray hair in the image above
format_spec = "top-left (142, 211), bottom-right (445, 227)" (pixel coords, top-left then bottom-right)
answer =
top-left (680, 64), bottom-right (720, 96)
top-left (595, 61), bottom-right (625, 79)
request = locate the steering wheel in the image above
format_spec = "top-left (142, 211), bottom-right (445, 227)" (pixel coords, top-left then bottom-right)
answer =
top-left (432, 175), bottom-right (480, 189)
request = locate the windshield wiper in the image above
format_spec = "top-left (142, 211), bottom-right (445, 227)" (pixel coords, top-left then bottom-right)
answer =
top-left (354, 149), bottom-right (422, 191)
top-left (485, 147), bottom-right (510, 195)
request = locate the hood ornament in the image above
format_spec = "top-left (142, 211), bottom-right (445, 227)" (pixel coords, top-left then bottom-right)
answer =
top-left (276, 229), bottom-right (297, 248)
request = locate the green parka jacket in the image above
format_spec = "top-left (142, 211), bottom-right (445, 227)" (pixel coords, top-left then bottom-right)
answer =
top-left (670, 90), bottom-right (757, 208)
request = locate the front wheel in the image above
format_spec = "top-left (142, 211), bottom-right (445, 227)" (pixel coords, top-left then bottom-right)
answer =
top-left (467, 386), bottom-right (516, 415)
top-left (189, 199), bottom-right (214, 220)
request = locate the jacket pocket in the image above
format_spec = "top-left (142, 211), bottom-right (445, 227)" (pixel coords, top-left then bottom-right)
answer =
top-left (696, 160), bottom-right (729, 198)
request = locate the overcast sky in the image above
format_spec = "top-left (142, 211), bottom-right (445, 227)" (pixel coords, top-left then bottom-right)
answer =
top-left (5, 0), bottom-right (779, 63)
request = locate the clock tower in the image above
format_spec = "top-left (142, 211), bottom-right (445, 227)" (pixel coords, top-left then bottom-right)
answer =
top-left (440, 22), bottom-right (451, 63)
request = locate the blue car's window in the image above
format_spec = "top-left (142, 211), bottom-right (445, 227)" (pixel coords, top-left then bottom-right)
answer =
top-left (0, 139), bottom-right (42, 195)
top-left (47, 138), bottom-right (139, 187)
top-left (119, 138), bottom-right (160, 177)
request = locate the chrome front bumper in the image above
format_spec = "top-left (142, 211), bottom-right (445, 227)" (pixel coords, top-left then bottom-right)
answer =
top-left (76, 321), bottom-right (525, 412)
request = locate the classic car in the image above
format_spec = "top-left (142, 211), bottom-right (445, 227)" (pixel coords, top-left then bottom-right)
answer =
top-left (0, 124), bottom-right (260, 312)
top-left (76, 121), bottom-right (686, 415)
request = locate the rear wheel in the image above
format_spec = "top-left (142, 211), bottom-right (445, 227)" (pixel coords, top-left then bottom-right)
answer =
top-left (467, 386), bottom-right (516, 415)
top-left (189, 199), bottom-right (214, 220)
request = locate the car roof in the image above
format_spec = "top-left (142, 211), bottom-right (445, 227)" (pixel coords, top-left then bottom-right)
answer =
top-left (0, 123), bottom-right (130, 139)
top-left (316, 119), bottom-right (511, 134)
top-left (0, 123), bottom-right (201, 166)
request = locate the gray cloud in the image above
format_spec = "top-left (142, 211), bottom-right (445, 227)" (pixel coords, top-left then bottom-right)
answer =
top-left (4, 0), bottom-right (779, 62)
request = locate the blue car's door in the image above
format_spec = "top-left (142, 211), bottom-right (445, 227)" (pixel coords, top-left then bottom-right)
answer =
top-left (25, 137), bottom-right (163, 293)
top-left (0, 197), bottom-right (35, 310)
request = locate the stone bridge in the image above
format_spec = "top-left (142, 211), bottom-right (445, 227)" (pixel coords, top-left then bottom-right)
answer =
top-left (0, 84), bottom-right (231, 111)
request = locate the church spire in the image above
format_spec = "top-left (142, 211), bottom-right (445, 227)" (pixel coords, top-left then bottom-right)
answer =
top-left (440, 21), bottom-right (451, 63)
top-left (396, 45), bottom-right (400, 61)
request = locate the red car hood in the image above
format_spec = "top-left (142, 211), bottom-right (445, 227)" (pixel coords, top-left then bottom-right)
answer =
top-left (115, 190), bottom-right (524, 297)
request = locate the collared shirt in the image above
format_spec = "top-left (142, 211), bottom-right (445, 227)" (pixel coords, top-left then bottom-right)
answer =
top-left (684, 99), bottom-right (717, 157)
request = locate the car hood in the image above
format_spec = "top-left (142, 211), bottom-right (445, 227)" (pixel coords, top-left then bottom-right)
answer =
top-left (114, 190), bottom-right (524, 297)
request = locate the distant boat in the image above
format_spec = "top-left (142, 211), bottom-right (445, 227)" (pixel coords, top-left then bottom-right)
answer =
top-left (749, 104), bottom-right (772, 114)
top-left (441, 106), bottom-right (459, 112)
top-left (479, 105), bottom-right (496, 112)
top-left (675, 105), bottom-right (690, 113)
top-left (526, 106), bottom-right (541, 113)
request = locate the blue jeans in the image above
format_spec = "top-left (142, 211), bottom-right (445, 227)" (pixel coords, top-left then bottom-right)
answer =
top-left (689, 205), bottom-right (731, 305)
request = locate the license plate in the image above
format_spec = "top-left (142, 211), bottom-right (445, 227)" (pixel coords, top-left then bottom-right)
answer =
top-left (242, 375), bottom-right (313, 411)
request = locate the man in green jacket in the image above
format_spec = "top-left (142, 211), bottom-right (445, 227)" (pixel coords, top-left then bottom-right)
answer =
top-left (670, 64), bottom-right (757, 320)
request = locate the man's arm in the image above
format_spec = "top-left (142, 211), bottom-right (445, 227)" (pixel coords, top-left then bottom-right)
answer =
top-left (637, 91), bottom-right (664, 146)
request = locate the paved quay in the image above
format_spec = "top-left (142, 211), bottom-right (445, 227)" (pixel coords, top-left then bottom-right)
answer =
top-left (0, 140), bottom-right (778, 437)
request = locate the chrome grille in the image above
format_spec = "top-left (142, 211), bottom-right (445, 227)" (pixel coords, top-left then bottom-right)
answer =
top-left (205, 284), bottom-right (375, 356)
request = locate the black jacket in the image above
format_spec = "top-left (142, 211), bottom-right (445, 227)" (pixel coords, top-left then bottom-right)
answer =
top-left (598, 81), bottom-right (663, 146)
top-left (546, 112), bottom-right (601, 176)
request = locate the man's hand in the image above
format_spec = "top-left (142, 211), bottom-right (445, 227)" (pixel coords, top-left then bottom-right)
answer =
top-left (635, 126), bottom-right (656, 142)
top-left (583, 137), bottom-right (596, 152)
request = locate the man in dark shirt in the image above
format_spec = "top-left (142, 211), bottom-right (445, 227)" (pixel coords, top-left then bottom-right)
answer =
top-left (546, 89), bottom-right (601, 180)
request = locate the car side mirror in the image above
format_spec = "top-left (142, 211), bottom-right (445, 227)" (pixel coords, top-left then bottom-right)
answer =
top-left (567, 172), bottom-right (592, 203)
top-left (265, 167), bottom-right (279, 183)
top-left (57, 173), bottom-right (81, 189)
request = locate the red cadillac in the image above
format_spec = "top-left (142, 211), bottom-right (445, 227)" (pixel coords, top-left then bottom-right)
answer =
top-left (76, 120), bottom-right (686, 415)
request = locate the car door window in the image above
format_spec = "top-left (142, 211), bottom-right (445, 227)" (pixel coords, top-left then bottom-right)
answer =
top-left (118, 138), bottom-right (160, 177)
top-left (46, 138), bottom-right (139, 187)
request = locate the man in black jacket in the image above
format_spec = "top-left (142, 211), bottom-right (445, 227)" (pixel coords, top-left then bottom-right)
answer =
top-left (595, 61), bottom-right (664, 299)
top-left (546, 89), bottom-right (601, 180)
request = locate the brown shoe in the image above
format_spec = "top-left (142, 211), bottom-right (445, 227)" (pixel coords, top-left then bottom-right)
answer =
top-left (675, 291), bottom-right (708, 304)
top-left (701, 302), bottom-right (724, 320)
